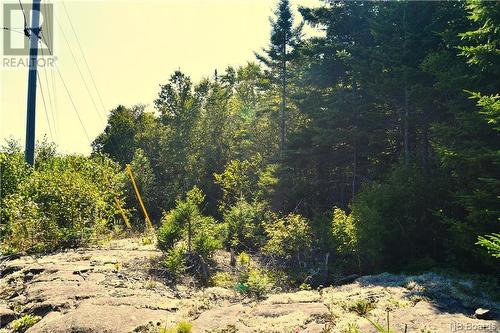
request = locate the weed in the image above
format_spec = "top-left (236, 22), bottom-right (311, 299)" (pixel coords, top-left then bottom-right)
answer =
top-left (299, 282), bottom-right (312, 290)
top-left (341, 323), bottom-right (362, 333)
top-left (11, 314), bottom-right (41, 333)
top-left (209, 271), bottom-right (234, 288)
top-left (176, 321), bottom-right (193, 333)
top-left (348, 299), bottom-right (376, 316)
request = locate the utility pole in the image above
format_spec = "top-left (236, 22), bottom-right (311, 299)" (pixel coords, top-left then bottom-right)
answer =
top-left (25, 0), bottom-right (41, 166)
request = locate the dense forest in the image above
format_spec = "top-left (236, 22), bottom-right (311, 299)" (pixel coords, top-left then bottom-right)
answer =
top-left (1, 0), bottom-right (499, 286)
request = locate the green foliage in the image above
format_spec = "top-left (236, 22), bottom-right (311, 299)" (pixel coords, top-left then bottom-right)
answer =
top-left (86, 0), bottom-right (500, 277)
top-left (459, 0), bottom-right (500, 72)
top-left (263, 214), bottom-right (312, 262)
top-left (299, 282), bottom-right (312, 291)
top-left (477, 233), bottom-right (500, 258)
top-left (192, 215), bottom-right (223, 259)
top-left (157, 186), bottom-right (206, 253)
top-left (1, 148), bottom-right (126, 253)
top-left (342, 323), bottom-right (362, 333)
top-left (246, 268), bottom-right (273, 298)
top-left (162, 244), bottom-right (187, 278)
top-left (158, 321), bottom-right (193, 333)
top-left (232, 252), bottom-right (273, 298)
top-left (209, 271), bottom-right (234, 288)
top-left (331, 208), bottom-right (359, 257)
top-left (214, 155), bottom-right (278, 211)
top-left (157, 186), bottom-right (223, 280)
top-left (347, 299), bottom-right (376, 316)
top-left (222, 199), bottom-right (268, 250)
top-left (11, 314), bottom-right (41, 333)
top-left (343, 166), bottom-right (445, 272)
top-left (175, 321), bottom-right (193, 333)
top-left (127, 148), bottom-right (157, 224)
top-left (0, 140), bottom-right (31, 203)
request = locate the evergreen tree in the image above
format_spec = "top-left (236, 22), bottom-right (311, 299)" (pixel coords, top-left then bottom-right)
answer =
top-left (256, 0), bottom-right (302, 158)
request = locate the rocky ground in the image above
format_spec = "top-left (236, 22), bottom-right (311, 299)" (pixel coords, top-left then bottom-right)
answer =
top-left (0, 239), bottom-right (498, 333)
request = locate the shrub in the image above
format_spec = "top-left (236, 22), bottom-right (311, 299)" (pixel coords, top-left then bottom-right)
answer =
top-left (246, 269), bottom-right (273, 298)
top-left (175, 321), bottom-right (193, 333)
top-left (330, 207), bottom-right (360, 270)
top-left (347, 299), bottom-right (376, 316)
top-left (214, 154), bottom-right (278, 211)
top-left (223, 199), bottom-right (268, 250)
top-left (158, 321), bottom-right (193, 333)
top-left (157, 187), bottom-right (223, 281)
top-left (263, 213), bottom-right (312, 263)
top-left (192, 215), bottom-right (223, 259)
top-left (11, 314), bottom-right (41, 333)
top-left (232, 251), bottom-right (273, 298)
top-left (162, 244), bottom-right (187, 278)
top-left (0, 141), bottom-right (31, 202)
top-left (157, 214), bottom-right (183, 252)
top-left (1, 152), bottom-right (126, 253)
top-left (209, 272), bottom-right (234, 288)
top-left (344, 165), bottom-right (446, 272)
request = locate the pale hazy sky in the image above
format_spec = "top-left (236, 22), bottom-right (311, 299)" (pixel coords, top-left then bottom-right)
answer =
top-left (1, 0), bottom-right (322, 155)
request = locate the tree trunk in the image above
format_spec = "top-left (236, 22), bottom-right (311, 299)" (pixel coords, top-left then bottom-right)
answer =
top-left (280, 35), bottom-right (286, 158)
top-left (352, 140), bottom-right (357, 201)
top-left (421, 113), bottom-right (430, 178)
top-left (404, 83), bottom-right (410, 167)
top-left (188, 216), bottom-right (192, 253)
top-left (403, 4), bottom-right (410, 167)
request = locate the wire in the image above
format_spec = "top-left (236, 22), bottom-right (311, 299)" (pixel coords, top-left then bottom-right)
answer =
top-left (41, 0), bottom-right (53, 55)
top-left (18, 0), bottom-right (29, 37)
top-left (37, 71), bottom-right (54, 141)
top-left (55, 64), bottom-right (91, 143)
top-left (61, 1), bottom-right (108, 116)
top-left (2, 27), bottom-right (27, 36)
top-left (57, 3), bottom-right (126, 161)
top-left (56, 18), bottom-right (103, 125)
top-left (38, 40), bottom-right (58, 140)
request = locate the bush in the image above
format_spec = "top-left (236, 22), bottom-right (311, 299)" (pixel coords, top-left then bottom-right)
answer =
top-left (347, 299), bottom-right (376, 316)
top-left (157, 214), bottom-right (183, 252)
top-left (209, 272), bottom-right (235, 288)
top-left (222, 199), bottom-right (268, 250)
top-left (162, 244), bottom-right (187, 278)
top-left (344, 165), bottom-right (445, 272)
top-left (1, 151), bottom-right (126, 253)
top-left (157, 187), bottom-right (223, 280)
top-left (246, 269), bottom-right (273, 298)
top-left (263, 213), bottom-right (313, 263)
top-left (11, 314), bottom-right (41, 333)
top-left (214, 154), bottom-right (278, 211)
top-left (330, 207), bottom-right (360, 270)
top-left (0, 141), bottom-right (31, 202)
top-left (192, 215), bottom-right (223, 259)
top-left (175, 321), bottom-right (193, 333)
top-left (232, 252), bottom-right (274, 298)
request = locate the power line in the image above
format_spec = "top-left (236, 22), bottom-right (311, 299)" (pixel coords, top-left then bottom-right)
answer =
top-left (17, 0), bottom-right (29, 37)
top-left (56, 5), bottom-right (126, 161)
top-left (2, 27), bottom-right (26, 36)
top-left (38, 40), bottom-right (58, 140)
top-left (61, 1), bottom-right (108, 116)
top-left (55, 64), bottom-right (91, 143)
top-left (37, 70), bottom-right (54, 141)
top-left (56, 18), bottom-right (103, 125)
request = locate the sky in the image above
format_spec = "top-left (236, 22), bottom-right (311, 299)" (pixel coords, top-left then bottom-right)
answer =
top-left (0, 0), bottom-right (322, 155)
